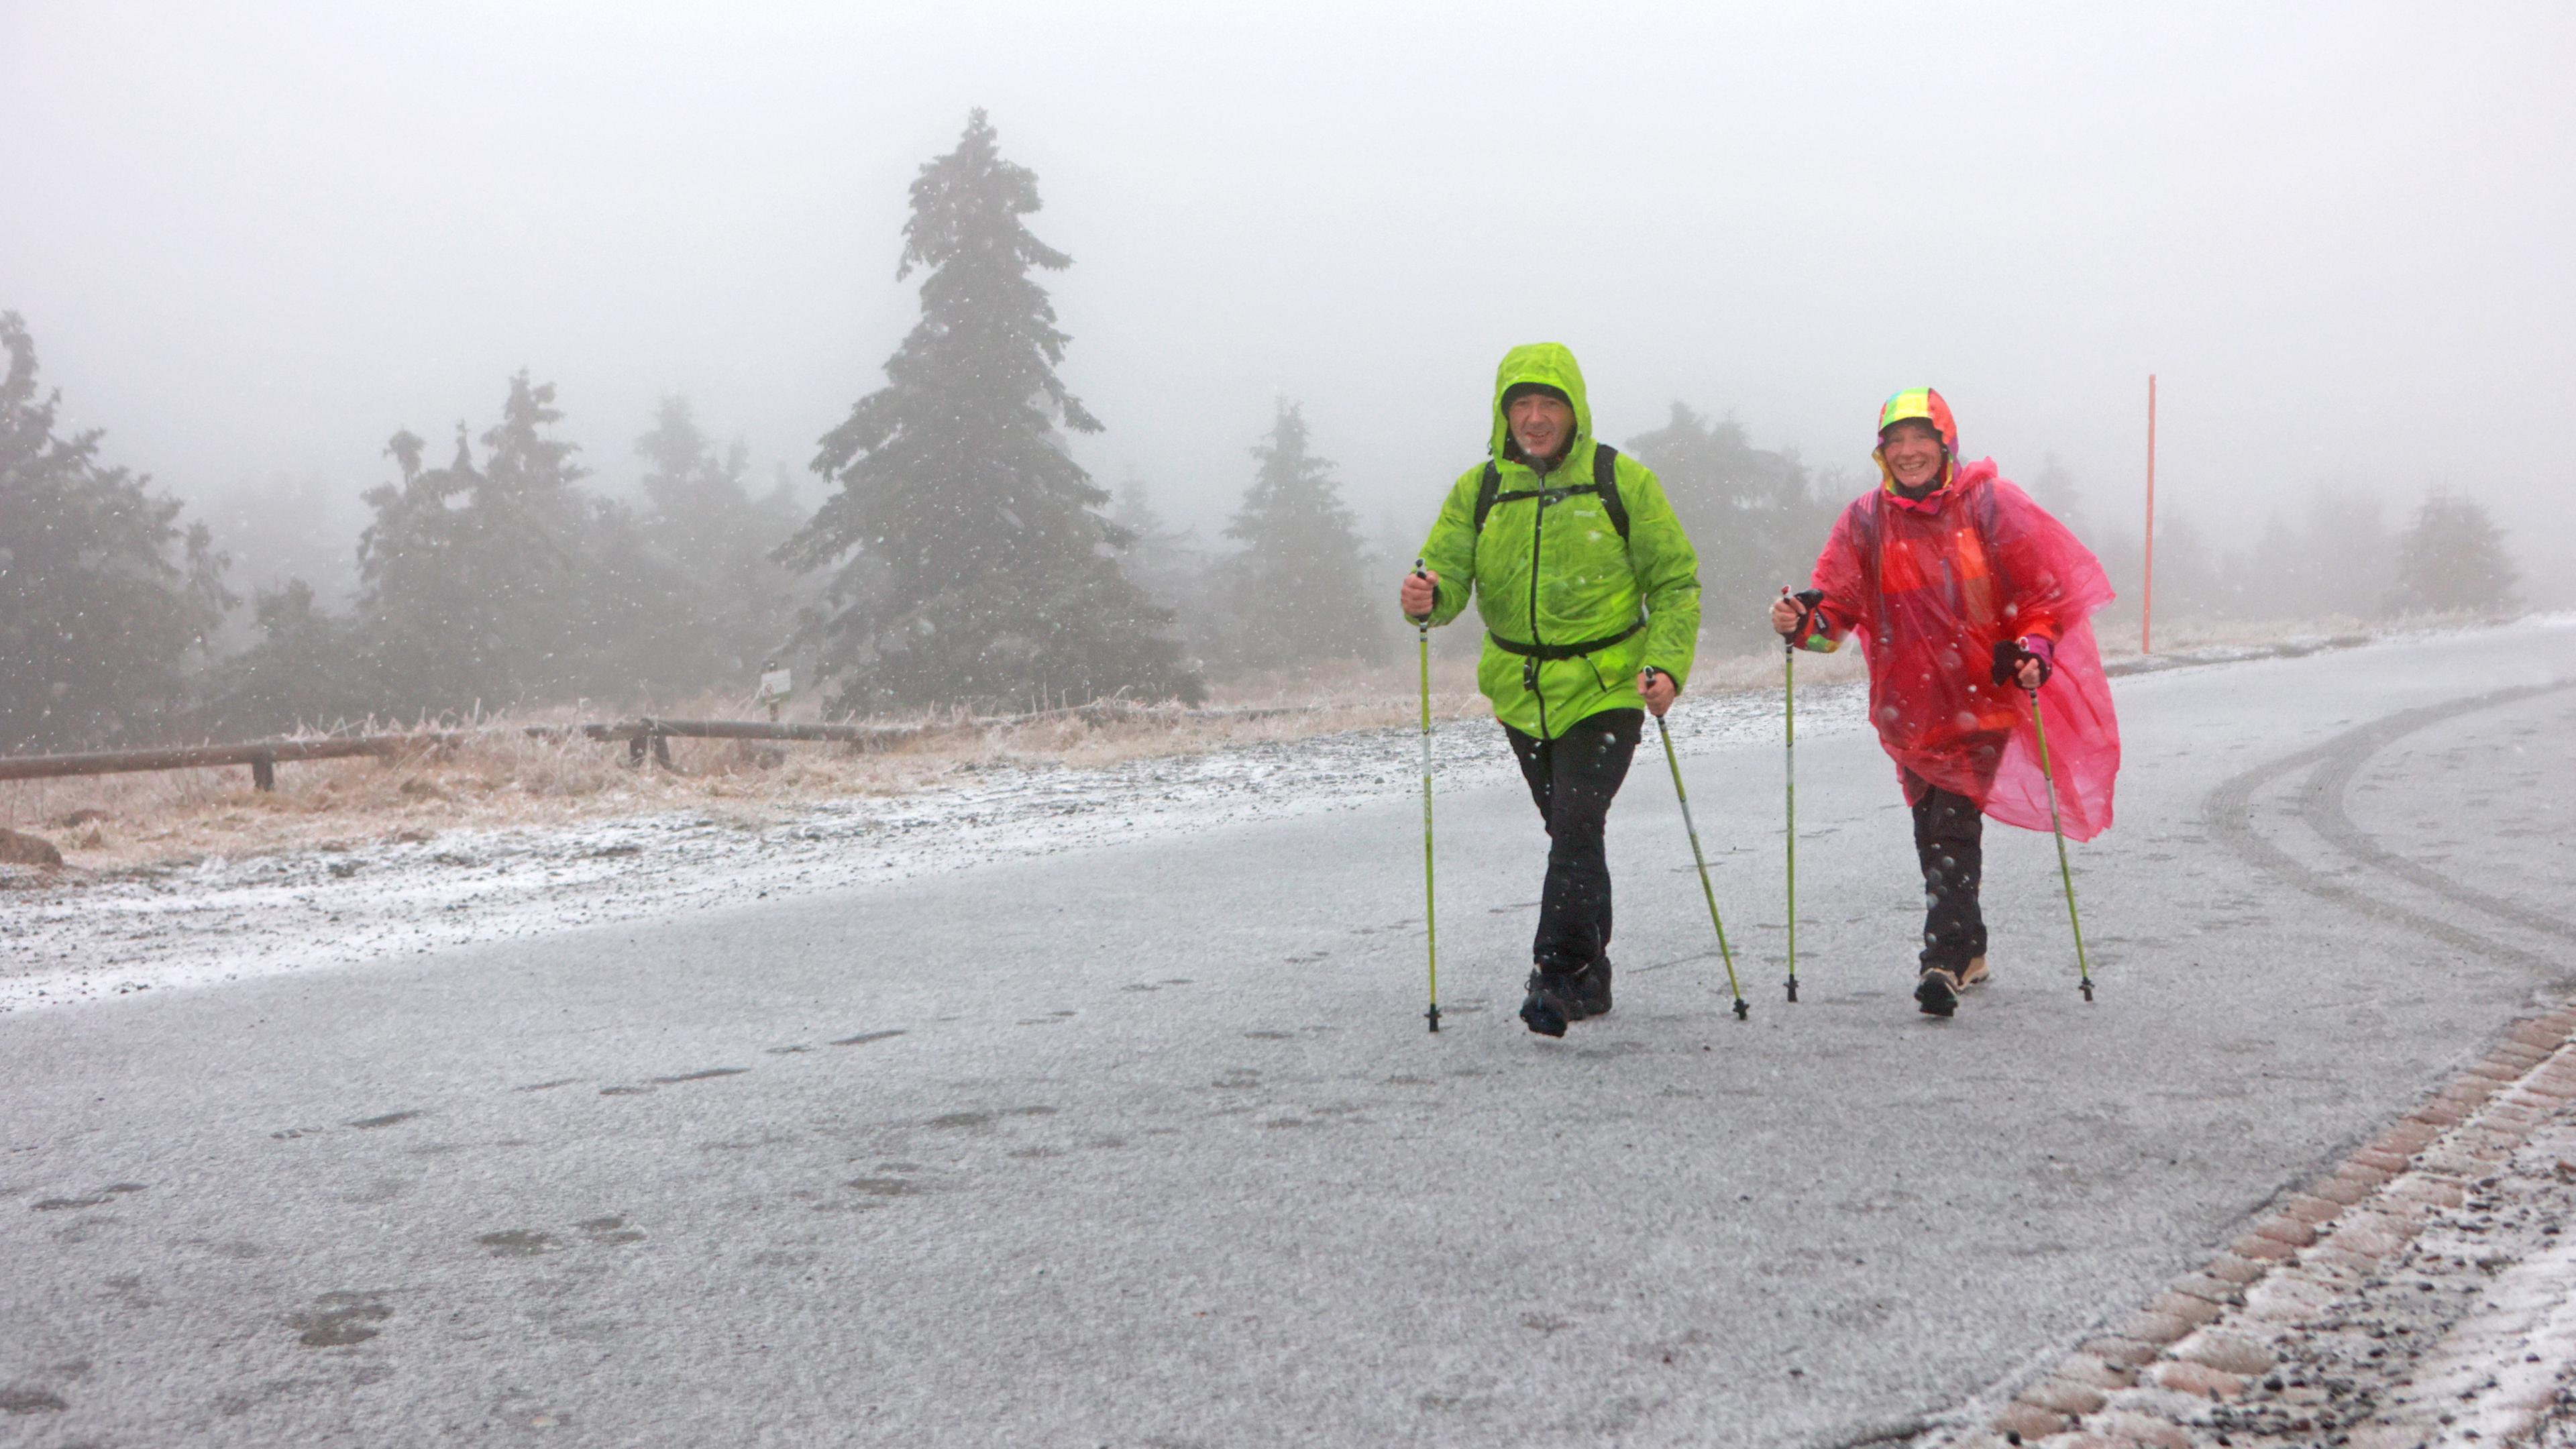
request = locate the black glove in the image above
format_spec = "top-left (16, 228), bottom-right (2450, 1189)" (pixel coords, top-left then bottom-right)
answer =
top-left (1784, 588), bottom-right (1825, 648)
top-left (1990, 638), bottom-right (2053, 689)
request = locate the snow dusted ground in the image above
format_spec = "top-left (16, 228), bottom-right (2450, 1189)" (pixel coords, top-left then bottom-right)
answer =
top-left (7, 622), bottom-right (2569, 1447)
top-left (0, 680), bottom-right (1870, 1012)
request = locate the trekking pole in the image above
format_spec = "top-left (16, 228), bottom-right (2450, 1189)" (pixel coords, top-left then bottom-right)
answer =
top-left (1649, 673), bottom-right (1748, 1022)
top-left (1780, 588), bottom-right (1824, 1004)
top-left (1412, 560), bottom-right (1440, 1033)
top-left (2026, 684), bottom-right (2095, 1002)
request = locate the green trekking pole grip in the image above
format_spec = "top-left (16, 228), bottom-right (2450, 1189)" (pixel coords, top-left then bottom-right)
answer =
top-left (1412, 559), bottom-right (1440, 1033)
top-left (2027, 686), bottom-right (2094, 1002)
top-left (1650, 671), bottom-right (1748, 1022)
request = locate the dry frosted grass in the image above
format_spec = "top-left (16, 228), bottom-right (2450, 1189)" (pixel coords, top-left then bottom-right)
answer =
top-left (0, 617), bottom-right (2411, 873)
top-left (0, 659), bottom-right (1484, 871)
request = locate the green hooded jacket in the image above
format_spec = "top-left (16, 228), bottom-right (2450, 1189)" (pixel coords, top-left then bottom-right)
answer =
top-left (1413, 343), bottom-right (1703, 739)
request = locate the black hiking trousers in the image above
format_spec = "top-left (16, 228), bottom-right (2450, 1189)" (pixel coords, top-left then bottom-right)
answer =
top-left (1906, 774), bottom-right (1989, 976)
top-left (1503, 708), bottom-right (1644, 977)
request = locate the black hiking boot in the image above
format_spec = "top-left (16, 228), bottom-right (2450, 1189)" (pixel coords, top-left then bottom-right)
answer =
top-left (1573, 956), bottom-right (1613, 1018)
top-left (1915, 965), bottom-right (1960, 1018)
top-left (1521, 969), bottom-right (1584, 1037)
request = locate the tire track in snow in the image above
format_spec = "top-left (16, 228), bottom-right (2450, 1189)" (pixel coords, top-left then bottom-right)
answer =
top-left (2296, 690), bottom-right (2576, 946)
top-left (2202, 680), bottom-right (2574, 975)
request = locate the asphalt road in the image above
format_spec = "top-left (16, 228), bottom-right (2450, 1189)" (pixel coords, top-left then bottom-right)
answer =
top-left (5, 622), bottom-right (2573, 1448)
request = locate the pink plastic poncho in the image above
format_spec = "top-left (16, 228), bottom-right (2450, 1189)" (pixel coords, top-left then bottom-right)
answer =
top-left (1807, 458), bottom-right (2120, 841)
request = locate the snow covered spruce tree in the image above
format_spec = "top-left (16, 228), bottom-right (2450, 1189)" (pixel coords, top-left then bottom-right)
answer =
top-left (0, 311), bottom-right (231, 751)
top-left (1214, 400), bottom-right (1385, 674)
top-left (356, 372), bottom-right (672, 714)
top-left (783, 110), bottom-right (1198, 712)
top-left (2386, 492), bottom-right (2520, 616)
top-left (360, 384), bottom-right (582, 711)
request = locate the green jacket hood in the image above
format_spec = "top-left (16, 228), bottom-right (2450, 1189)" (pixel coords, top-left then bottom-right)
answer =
top-left (1489, 343), bottom-right (1593, 464)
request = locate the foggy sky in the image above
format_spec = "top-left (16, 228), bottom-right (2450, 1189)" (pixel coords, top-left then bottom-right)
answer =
top-left (5, 2), bottom-right (2571, 600)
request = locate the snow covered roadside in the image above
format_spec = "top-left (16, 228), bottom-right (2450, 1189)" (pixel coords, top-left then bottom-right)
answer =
top-left (0, 681), bottom-right (1868, 1013)
top-left (2194, 1115), bottom-right (2576, 1446)
top-left (1931, 1014), bottom-right (2576, 1448)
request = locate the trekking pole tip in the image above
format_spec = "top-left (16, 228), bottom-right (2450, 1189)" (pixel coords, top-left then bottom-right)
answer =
top-left (2081, 980), bottom-right (2094, 1003)
top-left (1785, 977), bottom-right (1799, 1003)
top-left (1733, 997), bottom-right (1750, 1021)
top-left (1425, 1003), bottom-right (1442, 1032)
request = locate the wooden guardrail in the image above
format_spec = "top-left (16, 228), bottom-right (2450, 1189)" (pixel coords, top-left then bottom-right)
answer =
top-left (0, 720), bottom-right (924, 789)
top-left (0, 701), bottom-right (1330, 790)
top-left (0, 733), bottom-right (466, 790)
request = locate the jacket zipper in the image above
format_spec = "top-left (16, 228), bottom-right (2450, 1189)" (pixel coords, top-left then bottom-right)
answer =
top-left (1527, 455), bottom-right (1552, 739)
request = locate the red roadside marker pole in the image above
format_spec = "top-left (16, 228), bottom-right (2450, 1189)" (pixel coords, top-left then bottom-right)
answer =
top-left (2141, 373), bottom-right (2159, 655)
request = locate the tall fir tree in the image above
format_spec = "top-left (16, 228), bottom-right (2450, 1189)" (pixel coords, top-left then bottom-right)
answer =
top-left (351, 422), bottom-right (472, 710)
top-left (0, 311), bottom-right (231, 750)
top-left (356, 372), bottom-right (609, 712)
top-left (1216, 401), bottom-right (1385, 673)
top-left (2387, 492), bottom-right (2520, 616)
top-left (783, 110), bottom-right (1197, 711)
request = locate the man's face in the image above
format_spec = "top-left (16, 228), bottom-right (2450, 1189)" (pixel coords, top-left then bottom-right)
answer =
top-left (1880, 419), bottom-right (1945, 490)
top-left (1507, 393), bottom-right (1576, 462)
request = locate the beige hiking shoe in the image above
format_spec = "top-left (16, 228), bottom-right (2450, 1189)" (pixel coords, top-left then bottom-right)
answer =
top-left (1956, 955), bottom-right (1989, 988)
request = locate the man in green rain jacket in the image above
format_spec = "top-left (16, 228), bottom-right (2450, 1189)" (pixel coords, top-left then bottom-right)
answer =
top-left (1398, 343), bottom-right (1703, 1037)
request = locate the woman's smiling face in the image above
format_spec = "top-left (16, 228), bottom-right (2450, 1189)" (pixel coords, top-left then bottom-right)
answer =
top-left (1880, 419), bottom-right (1945, 490)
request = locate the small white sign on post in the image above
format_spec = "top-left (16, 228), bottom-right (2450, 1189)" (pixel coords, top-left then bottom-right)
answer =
top-left (756, 665), bottom-right (792, 720)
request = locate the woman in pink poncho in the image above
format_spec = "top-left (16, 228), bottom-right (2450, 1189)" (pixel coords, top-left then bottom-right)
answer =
top-left (1768, 388), bottom-right (2119, 1018)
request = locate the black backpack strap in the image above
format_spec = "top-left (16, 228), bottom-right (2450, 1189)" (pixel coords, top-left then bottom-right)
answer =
top-left (1472, 462), bottom-right (1501, 533)
top-left (1592, 444), bottom-right (1629, 541)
